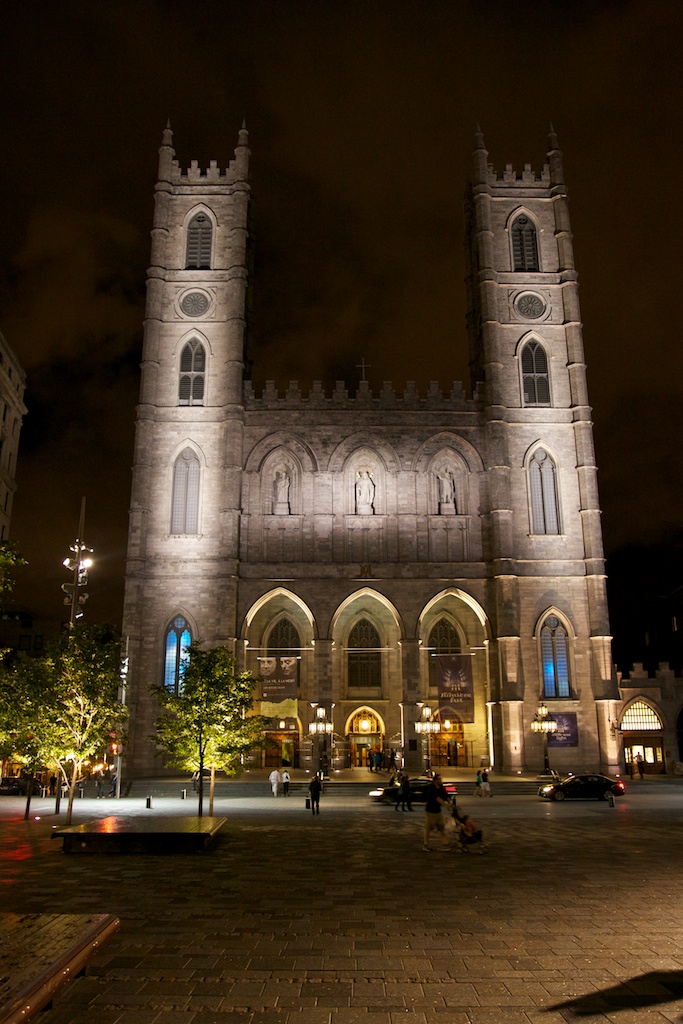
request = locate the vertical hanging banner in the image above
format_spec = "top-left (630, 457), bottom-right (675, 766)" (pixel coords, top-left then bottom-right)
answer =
top-left (435, 654), bottom-right (475, 723)
top-left (260, 656), bottom-right (299, 718)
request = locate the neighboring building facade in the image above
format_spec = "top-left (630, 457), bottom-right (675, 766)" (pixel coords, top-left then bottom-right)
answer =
top-left (122, 124), bottom-right (622, 778)
top-left (0, 330), bottom-right (26, 542)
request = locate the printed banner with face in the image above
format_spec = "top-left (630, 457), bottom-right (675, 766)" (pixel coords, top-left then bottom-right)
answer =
top-left (547, 712), bottom-right (578, 747)
top-left (260, 655), bottom-right (299, 702)
top-left (435, 654), bottom-right (475, 723)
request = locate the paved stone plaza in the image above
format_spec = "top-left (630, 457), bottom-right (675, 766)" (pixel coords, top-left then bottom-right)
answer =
top-left (2, 779), bottom-right (683, 1024)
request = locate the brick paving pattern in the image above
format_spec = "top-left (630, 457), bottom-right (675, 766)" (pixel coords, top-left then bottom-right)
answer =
top-left (2, 783), bottom-right (683, 1023)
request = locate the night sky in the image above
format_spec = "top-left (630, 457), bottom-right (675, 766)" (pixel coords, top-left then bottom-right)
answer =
top-left (2, 1), bottom-right (682, 664)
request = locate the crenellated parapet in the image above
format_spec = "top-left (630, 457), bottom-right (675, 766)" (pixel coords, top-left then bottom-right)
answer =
top-left (244, 378), bottom-right (475, 411)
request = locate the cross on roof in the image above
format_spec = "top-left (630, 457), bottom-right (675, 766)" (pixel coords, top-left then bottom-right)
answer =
top-left (356, 358), bottom-right (370, 382)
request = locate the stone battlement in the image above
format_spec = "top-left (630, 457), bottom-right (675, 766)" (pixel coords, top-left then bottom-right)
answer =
top-left (168, 158), bottom-right (245, 183)
top-left (485, 161), bottom-right (551, 187)
top-left (244, 378), bottom-right (476, 410)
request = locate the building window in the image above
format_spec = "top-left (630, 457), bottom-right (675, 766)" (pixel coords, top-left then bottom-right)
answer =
top-left (621, 701), bottom-right (663, 731)
top-left (428, 618), bottom-right (461, 687)
top-left (428, 618), bottom-right (461, 654)
top-left (348, 618), bottom-right (381, 688)
top-left (164, 616), bottom-right (192, 694)
top-left (521, 340), bottom-right (550, 406)
top-left (511, 214), bottom-right (539, 272)
top-left (267, 618), bottom-right (301, 655)
top-left (171, 449), bottom-right (200, 534)
top-left (186, 213), bottom-right (212, 269)
top-left (179, 340), bottom-right (206, 406)
top-left (540, 615), bottom-right (570, 698)
top-left (529, 449), bottom-right (560, 534)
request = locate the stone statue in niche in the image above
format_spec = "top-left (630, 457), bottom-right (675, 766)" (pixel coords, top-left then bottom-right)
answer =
top-left (355, 468), bottom-right (375, 515)
top-left (438, 469), bottom-right (456, 515)
top-left (273, 470), bottom-right (291, 515)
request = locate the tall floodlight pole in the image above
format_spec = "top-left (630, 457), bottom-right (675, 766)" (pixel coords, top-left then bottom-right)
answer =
top-left (61, 497), bottom-right (93, 626)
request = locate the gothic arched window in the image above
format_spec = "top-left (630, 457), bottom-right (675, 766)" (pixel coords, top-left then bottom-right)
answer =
top-left (267, 618), bottom-right (301, 655)
top-left (348, 618), bottom-right (381, 688)
top-left (540, 615), bottom-right (570, 697)
top-left (164, 615), bottom-right (192, 694)
top-left (428, 617), bottom-right (462, 687)
top-left (179, 340), bottom-right (206, 406)
top-left (428, 618), bottom-right (461, 654)
top-left (529, 449), bottom-right (560, 534)
top-left (511, 214), bottom-right (539, 272)
top-left (186, 212), bottom-right (213, 269)
top-left (521, 340), bottom-right (550, 406)
top-left (171, 449), bottom-right (200, 534)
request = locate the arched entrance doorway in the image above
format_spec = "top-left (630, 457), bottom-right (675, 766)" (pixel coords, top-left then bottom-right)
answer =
top-left (432, 712), bottom-right (466, 768)
top-left (347, 707), bottom-right (384, 769)
top-left (620, 701), bottom-right (665, 775)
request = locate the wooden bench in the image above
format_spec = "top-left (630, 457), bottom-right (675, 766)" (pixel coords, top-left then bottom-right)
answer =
top-left (0, 913), bottom-right (119, 1024)
top-left (52, 815), bottom-right (227, 853)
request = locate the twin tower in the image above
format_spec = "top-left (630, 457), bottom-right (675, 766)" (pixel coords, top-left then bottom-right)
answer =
top-left (122, 124), bottom-right (619, 778)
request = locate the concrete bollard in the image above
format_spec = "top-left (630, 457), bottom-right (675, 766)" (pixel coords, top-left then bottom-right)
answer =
top-left (608, 791), bottom-right (615, 807)
top-left (146, 795), bottom-right (153, 809)
top-left (181, 788), bottom-right (187, 800)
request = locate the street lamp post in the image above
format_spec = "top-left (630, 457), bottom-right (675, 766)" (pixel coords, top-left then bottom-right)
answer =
top-left (530, 702), bottom-right (558, 774)
top-left (414, 704), bottom-right (440, 773)
top-left (309, 704), bottom-right (333, 776)
top-left (61, 497), bottom-right (93, 627)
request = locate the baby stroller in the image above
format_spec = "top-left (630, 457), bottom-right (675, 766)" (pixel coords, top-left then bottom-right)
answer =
top-left (452, 808), bottom-right (488, 854)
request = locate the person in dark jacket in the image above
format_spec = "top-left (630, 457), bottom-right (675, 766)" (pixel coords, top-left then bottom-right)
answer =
top-left (309, 773), bottom-right (322, 815)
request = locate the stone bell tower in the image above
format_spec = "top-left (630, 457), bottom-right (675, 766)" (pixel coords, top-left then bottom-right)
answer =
top-left (122, 123), bottom-right (251, 774)
top-left (465, 128), bottom-right (618, 773)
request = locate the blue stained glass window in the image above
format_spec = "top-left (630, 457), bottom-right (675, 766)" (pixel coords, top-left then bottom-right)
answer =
top-left (164, 616), bottom-right (191, 694)
top-left (540, 615), bottom-right (570, 698)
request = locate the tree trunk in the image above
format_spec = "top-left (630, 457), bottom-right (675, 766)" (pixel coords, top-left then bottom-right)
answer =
top-left (23, 769), bottom-right (36, 821)
top-left (209, 767), bottom-right (215, 816)
top-left (65, 762), bottom-right (79, 825)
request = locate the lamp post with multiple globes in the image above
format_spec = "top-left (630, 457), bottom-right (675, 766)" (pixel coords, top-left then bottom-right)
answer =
top-left (530, 701), bottom-right (557, 774)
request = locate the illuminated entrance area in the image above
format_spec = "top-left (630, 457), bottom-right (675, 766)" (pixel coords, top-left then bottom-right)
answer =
top-left (432, 716), bottom-right (466, 768)
top-left (621, 701), bottom-right (664, 775)
top-left (264, 719), bottom-right (300, 768)
top-left (347, 708), bottom-right (383, 769)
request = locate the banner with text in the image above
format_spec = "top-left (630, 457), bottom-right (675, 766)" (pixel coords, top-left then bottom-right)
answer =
top-left (435, 654), bottom-right (475, 723)
top-left (260, 655), bottom-right (298, 702)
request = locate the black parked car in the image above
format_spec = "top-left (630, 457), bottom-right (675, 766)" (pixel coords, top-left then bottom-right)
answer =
top-left (370, 775), bottom-right (457, 804)
top-left (538, 773), bottom-right (626, 801)
top-left (0, 776), bottom-right (42, 796)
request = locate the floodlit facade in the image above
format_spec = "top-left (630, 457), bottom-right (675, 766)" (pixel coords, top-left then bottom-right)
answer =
top-left (0, 330), bottom-right (26, 542)
top-left (122, 124), bottom-right (622, 778)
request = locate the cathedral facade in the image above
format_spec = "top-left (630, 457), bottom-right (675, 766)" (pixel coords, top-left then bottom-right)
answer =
top-left (122, 125), bottom-right (621, 778)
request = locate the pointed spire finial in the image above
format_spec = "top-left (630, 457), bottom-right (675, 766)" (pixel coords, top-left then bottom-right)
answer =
top-left (161, 117), bottom-right (173, 149)
top-left (547, 122), bottom-right (559, 151)
top-left (474, 123), bottom-right (486, 150)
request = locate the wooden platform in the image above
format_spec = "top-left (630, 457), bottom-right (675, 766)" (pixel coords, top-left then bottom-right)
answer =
top-left (0, 913), bottom-right (119, 1024)
top-left (52, 815), bottom-right (227, 853)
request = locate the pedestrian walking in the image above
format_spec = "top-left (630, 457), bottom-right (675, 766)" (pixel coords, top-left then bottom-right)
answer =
top-left (423, 773), bottom-right (453, 851)
top-left (269, 768), bottom-right (282, 796)
top-left (636, 753), bottom-right (645, 779)
top-left (474, 770), bottom-right (483, 796)
top-left (109, 772), bottom-right (117, 798)
top-left (309, 773), bottom-right (322, 815)
top-left (282, 769), bottom-right (290, 796)
top-left (480, 769), bottom-right (492, 797)
top-left (395, 772), bottom-right (413, 812)
top-left (94, 771), bottom-right (104, 798)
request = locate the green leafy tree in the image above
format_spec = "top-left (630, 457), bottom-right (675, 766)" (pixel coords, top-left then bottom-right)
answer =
top-left (153, 643), bottom-right (269, 816)
top-left (0, 655), bottom-right (45, 819)
top-left (0, 624), bottom-right (128, 824)
top-left (0, 540), bottom-right (26, 601)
